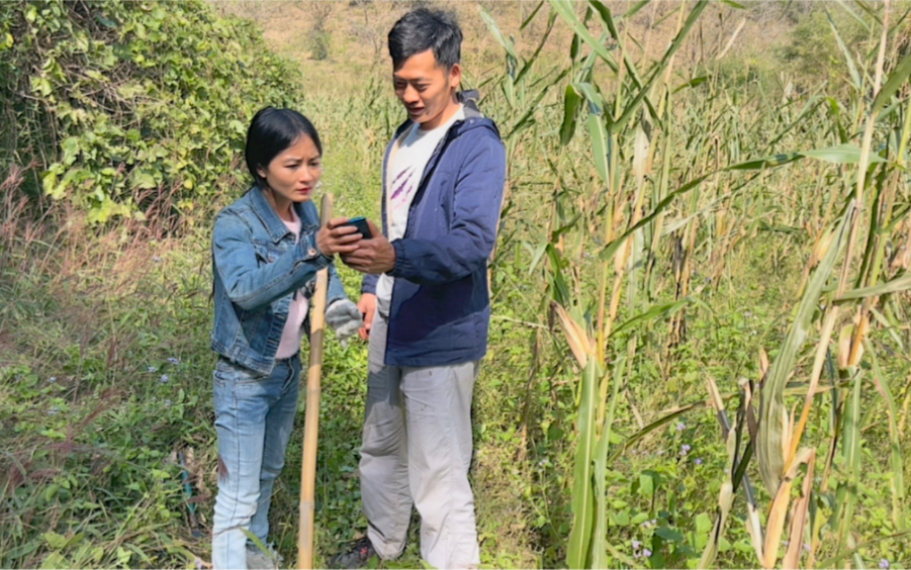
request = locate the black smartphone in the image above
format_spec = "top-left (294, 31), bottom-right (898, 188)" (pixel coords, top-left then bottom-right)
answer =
top-left (345, 216), bottom-right (372, 239)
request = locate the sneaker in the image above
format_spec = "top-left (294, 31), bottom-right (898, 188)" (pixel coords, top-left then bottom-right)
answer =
top-left (246, 543), bottom-right (282, 570)
top-left (331, 536), bottom-right (378, 569)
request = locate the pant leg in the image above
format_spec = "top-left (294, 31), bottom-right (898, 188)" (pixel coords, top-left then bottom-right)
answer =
top-left (212, 359), bottom-right (282, 570)
top-left (249, 356), bottom-right (301, 546)
top-left (359, 313), bottom-right (412, 559)
top-left (401, 361), bottom-right (480, 569)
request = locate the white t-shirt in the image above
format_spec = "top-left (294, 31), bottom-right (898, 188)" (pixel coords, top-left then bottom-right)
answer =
top-left (275, 208), bottom-right (310, 359)
top-left (376, 106), bottom-right (465, 315)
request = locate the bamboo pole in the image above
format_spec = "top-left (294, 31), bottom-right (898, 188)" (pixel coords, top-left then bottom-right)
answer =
top-left (298, 192), bottom-right (332, 569)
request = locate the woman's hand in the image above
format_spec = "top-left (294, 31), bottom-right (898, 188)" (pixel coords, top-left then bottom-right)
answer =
top-left (339, 219), bottom-right (396, 274)
top-left (316, 218), bottom-right (362, 256)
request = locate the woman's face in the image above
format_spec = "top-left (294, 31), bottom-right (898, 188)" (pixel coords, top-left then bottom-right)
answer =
top-left (257, 135), bottom-right (322, 204)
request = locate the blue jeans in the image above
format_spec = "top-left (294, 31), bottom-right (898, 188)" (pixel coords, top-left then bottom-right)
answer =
top-left (212, 355), bottom-right (301, 569)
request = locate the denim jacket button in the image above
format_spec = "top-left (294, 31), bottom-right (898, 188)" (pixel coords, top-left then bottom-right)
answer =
top-left (308, 248), bottom-right (317, 257)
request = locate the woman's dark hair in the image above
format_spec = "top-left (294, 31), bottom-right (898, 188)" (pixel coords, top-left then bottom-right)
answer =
top-left (244, 107), bottom-right (321, 189)
top-left (388, 8), bottom-right (461, 69)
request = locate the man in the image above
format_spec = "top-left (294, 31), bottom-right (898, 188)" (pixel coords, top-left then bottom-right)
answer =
top-left (338, 7), bottom-right (506, 570)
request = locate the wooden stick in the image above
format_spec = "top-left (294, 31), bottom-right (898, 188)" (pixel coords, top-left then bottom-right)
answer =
top-left (298, 192), bottom-right (332, 569)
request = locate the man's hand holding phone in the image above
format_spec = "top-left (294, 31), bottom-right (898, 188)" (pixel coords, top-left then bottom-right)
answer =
top-left (339, 218), bottom-right (396, 275)
top-left (330, 217), bottom-right (391, 340)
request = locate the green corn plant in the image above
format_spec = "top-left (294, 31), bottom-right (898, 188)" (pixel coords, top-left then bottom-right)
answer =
top-left (754, 201), bottom-right (850, 569)
top-left (546, 2), bottom-right (711, 565)
top-left (699, 376), bottom-right (764, 569)
top-left (699, 4), bottom-right (911, 568)
top-left (475, 1), bottom-right (911, 568)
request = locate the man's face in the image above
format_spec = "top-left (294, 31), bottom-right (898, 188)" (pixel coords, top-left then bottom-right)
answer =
top-left (393, 49), bottom-right (461, 130)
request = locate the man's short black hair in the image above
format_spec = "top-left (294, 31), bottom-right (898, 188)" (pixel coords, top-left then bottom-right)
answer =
top-left (388, 8), bottom-right (462, 69)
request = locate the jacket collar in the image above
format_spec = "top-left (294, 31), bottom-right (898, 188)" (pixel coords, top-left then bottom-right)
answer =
top-left (247, 185), bottom-right (302, 243)
top-left (392, 89), bottom-right (496, 140)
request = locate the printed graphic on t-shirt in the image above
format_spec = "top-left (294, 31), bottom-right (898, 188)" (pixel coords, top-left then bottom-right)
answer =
top-left (389, 165), bottom-right (418, 213)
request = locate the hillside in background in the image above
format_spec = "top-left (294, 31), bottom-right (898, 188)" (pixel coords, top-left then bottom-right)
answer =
top-left (214, 1), bottom-right (801, 94)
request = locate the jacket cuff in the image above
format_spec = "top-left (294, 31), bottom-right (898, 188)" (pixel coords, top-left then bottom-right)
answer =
top-left (361, 274), bottom-right (378, 295)
top-left (388, 240), bottom-right (410, 279)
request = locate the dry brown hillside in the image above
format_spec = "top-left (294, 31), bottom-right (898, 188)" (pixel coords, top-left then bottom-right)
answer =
top-left (212, 1), bottom-right (799, 95)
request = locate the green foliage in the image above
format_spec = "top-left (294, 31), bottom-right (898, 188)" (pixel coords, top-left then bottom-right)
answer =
top-left (779, 4), bottom-right (870, 90)
top-left (310, 31), bottom-right (331, 62)
top-left (0, 0), bottom-right (303, 223)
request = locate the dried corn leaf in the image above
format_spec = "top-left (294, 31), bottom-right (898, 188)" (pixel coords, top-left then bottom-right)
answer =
top-left (552, 302), bottom-right (593, 368)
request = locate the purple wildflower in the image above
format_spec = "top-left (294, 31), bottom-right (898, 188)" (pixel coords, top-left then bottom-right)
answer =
top-left (160, 375), bottom-right (169, 383)
top-left (643, 549), bottom-right (652, 558)
top-left (632, 539), bottom-right (641, 549)
top-left (148, 366), bottom-right (158, 372)
top-left (167, 357), bottom-right (180, 365)
top-left (879, 559), bottom-right (890, 569)
top-left (676, 421), bottom-right (685, 431)
top-left (48, 377), bottom-right (56, 383)
top-left (694, 458), bottom-right (703, 465)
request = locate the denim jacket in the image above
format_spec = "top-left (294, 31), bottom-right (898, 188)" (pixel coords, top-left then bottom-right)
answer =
top-left (211, 187), bottom-right (348, 374)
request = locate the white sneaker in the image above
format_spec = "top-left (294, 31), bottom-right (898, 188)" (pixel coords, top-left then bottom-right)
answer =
top-left (246, 544), bottom-right (281, 570)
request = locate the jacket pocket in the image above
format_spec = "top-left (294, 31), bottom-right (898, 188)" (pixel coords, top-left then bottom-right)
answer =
top-left (252, 239), bottom-right (284, 266)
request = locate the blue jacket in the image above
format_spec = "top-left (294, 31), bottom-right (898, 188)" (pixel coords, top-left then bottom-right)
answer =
top-left (363, 93), bottom-right (506, 367)
top-left (211, 187), bottom-right (348, 374)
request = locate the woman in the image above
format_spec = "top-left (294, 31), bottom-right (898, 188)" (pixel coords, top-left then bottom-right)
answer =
top-left (210, 107), bottom-right (363, 569)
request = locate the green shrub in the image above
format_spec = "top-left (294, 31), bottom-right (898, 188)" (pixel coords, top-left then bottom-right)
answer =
top-left (0, 0), bottom-right (304, 224)
top-left (778, 4), bottom-right (870, 90)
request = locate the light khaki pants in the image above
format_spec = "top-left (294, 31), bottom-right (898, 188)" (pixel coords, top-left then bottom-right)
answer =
top-left (359, 312), bottom-right (481, 569)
